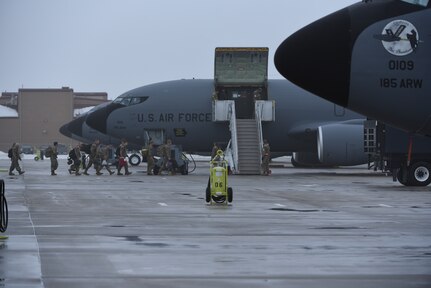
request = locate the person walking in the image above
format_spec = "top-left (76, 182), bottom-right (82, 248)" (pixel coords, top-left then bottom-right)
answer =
top-left (117, 139), bottom-right (131, 175)
top-left (159, 139), bottom-right (172, 175)
top-left (261, 139), bottom-right (271, 176)
top-left (146, 141), bottom-right (155, 175)
top-left (68, 144), bottom-right (82, 176)
top-left (84, 139), bottom-right (100, 175)
top-left (8, 143), bottom-right (24, 176)
top-left (47, 141), bottom-right (59, 175)
top-left (98, 145), bottom-right (115, 175)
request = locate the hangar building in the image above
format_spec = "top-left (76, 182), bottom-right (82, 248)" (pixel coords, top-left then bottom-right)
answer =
top-left (0, 87), bottom-right (108, 153)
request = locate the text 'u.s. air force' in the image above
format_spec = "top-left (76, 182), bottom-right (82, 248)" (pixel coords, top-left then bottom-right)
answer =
top-left (137, 113), bottom-right (212, 123)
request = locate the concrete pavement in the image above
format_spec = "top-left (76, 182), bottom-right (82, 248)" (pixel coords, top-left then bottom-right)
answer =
top-left (1, 157), bottom-right (430, 287)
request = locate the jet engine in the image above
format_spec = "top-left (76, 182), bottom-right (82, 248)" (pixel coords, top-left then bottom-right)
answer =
top-left (291, 152), bottom-right (327, 168)
top-left (317, 121), bottom-right (367, 166)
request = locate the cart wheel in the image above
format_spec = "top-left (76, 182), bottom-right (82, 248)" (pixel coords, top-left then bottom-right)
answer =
top-left (205, 187), bottom-right (211, 203)
top-left (34, 156), bottom-right (40, 161)
top-left (129, 154), bottom-right (141, 166)
top-left (227, 187), bottom-right (233, 203)
top-left (213, 196), bottom-right (225, 204)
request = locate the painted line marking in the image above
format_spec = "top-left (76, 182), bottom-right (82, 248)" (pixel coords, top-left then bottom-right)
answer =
top-left (158, 202), bottom-right (168, 207)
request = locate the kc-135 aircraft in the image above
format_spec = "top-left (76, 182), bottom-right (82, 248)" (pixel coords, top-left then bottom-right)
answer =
top-left (61, 79), bottom-right (368, 168)
top-left (274, 0), bottom-right (431, 136)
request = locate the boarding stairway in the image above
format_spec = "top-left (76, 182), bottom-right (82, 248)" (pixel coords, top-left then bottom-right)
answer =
top-left (212, 47), bottom-right (274, 174)
top-left (212, 100), bottom-right (274, 174)
top-left (236, 119), bottom-right (261, 174)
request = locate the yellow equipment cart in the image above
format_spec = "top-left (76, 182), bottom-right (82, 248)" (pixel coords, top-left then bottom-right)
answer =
top-left (206, 150), bottom-right (233, 205)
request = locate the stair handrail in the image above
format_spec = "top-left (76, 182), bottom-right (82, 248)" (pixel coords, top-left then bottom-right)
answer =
top-left (255, 101), bottom-right (264, 167)
top-left (227, 101), bottom-right (239, 173)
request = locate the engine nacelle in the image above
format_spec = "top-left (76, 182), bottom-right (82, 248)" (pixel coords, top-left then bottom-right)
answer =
top-left (292, 152), bottom-right (332, 168)
top-left (317, 122), bottom-right (367, 166)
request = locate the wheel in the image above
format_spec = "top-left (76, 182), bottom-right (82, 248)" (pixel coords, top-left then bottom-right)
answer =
top-left (227, 187), bottom-right (233, 203)
top-left (396, 168), bottom-right (409, 186)
top-left (212, 196), bottom-right (226, 204)
top-left (34, 156), bottom-right (39, 161)
top-left (408, 161), bottom-right (431, 187)
top-left (129, 154), bottom-right (141, 166)
top-left (205, 187), bottom-right (211, 203)
top-left (0, 180), bottom-right (8, 233)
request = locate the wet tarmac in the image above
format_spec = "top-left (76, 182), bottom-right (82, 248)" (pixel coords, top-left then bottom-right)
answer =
top-left (0, 157), bottom-right (431, 288)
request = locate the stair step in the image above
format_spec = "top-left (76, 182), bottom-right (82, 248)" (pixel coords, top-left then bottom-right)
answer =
top-left (234, 118), bottom-right (262, 175)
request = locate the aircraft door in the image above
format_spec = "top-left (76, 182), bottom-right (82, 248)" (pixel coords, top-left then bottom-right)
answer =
top-left (143, 129), bottom-right (165, 146)
top-left (234, 90), bottom-right (253, 119)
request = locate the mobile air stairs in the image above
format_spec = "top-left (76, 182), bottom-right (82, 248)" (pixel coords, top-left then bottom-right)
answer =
top-left (212, 48), bottom-right (275, 175)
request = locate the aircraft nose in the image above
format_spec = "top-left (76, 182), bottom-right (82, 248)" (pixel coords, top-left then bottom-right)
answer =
top-left (274, 7), bottom-right (352, 107)
top-left (85, 101), bottom-right (124, 134)
top-left (59, 123), bottom-right (72, 138)
top-left (60, 116), bottom-right (85, 138)
top-left (86, 105), bottom-right (109, 134)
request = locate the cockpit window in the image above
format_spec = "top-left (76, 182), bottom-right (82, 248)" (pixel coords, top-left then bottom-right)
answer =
top-left (401, 0), bottom-right (429, 7)
top-left (112, 96), bottom-right (149, 106)
top-left (130, 97), bottom-right (146, 105)
top-left (113, 97), bottom-right (123, 104)
top-left (120, 98), bottom-right (131, 106)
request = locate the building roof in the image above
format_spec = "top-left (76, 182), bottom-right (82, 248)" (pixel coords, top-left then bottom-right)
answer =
top-left (0, 104), bottom-right (18, 117)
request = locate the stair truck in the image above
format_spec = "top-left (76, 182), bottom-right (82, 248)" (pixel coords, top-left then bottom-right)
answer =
top-left (364, 120), bottom-right (431, 186)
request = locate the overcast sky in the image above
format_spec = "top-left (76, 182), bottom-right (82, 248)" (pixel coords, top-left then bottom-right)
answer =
top-left (0, 0), bottom-right (358, 99)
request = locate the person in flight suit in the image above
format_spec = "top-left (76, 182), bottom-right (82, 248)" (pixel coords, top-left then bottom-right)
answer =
top-left (98, 145), bottom-right (115, 175)
top-left (117, 139), bottom-right (132, 175)
top-left (159, 139), bottom-right (172, 175)
top-left (84, 139), bottom-right (100, 175)
top-left (70, 144), bottom-right (82, 176)
top-left (145, 141), bottom-right (155, 175)
top-left (261, 139), bottom-right (271, 176)
top-left (9, 142), bottom-right (25, 176)
top-left (49, 141), bottom-right (59, 175)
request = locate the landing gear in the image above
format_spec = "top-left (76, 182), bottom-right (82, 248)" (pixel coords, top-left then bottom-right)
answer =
top-left (408, 162), bottom-right (431, 186)
top-left (397, 161), bottom-right (431, 187)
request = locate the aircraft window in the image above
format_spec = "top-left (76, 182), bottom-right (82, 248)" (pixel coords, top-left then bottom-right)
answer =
top-left (400, 0), bottom-right (429, 7)
top-left (120, 98), bottom-right (131, 106)
top-left (129, 98), bottom-right (141, 105)
top-left (129, 96), bottom-right (149, 105)
top-left (112, 96), bottom-right (149, 106)
top-left (113, 97), bottom-right (123, 104)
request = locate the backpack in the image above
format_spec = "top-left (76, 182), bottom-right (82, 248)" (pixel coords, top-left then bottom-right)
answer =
top-left (81, 143), bottom-right (91, 154)
top-left (8, 148), bottom-right (13, 158)
top-left (68, 149), bottom-right (77, 160)
top-left (45, 146), bottom-right (53, 158)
